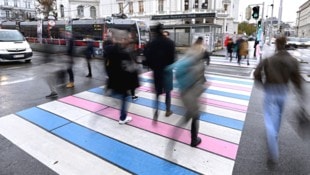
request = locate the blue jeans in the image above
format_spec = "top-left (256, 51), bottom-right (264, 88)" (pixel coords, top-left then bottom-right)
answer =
top-left (263, 84), bottom-right (288, 161)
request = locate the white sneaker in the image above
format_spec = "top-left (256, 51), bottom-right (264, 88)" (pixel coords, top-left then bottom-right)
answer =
top-left (119, 116), bottom-right (132, 124)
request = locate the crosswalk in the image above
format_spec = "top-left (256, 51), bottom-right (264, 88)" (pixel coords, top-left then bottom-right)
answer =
top-left (210, 56), bottom-right (259, 68)
top-left (0, 71), bottom-right (254, 175)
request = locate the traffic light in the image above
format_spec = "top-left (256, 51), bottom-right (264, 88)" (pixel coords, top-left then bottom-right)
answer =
top-left (252, 6), bottom-right (260, 20)
top-left (257, 20), bottom-right (261, 28)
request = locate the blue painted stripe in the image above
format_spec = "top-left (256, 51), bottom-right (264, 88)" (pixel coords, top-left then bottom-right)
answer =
top-left (140, 74), bottom-right (253, 86)
top-left (16, 107), bottom-right (70, 131)
top-left (139, 77), bottom-right (250, 101)
top-left (16, 107), bottom-right (198, 175)
top-left (88, 88), bottom-right (243, 130)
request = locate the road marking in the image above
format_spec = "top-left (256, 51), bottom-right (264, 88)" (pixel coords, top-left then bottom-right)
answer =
top-left (0, 77), bottom-right (34, 85)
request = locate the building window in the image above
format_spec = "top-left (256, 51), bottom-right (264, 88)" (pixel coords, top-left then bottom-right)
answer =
top-left (201, 0), bottom-right (208, 9)
top-left (138, 1), bottom-right (144, 13)
top-left (90, 6), bottom-right (96, 18)
top-left (158, 0), bottom-right (164, 12)
top-left (77, 5), bottom-right (84, 17)
top-left (194, 0), bottom-right (198, 9)
top-left (184, 0), bottom-right (189, 10)
top-left (5, 11), bottom-right (10, 18)
top-left (14, 0), bottom-right (18, 7)
top-left (60, 5), bottom-right (64, 18)
top-left (118, 3), bottom-right (124, 13)
top-left (4, 0), bottom-right (8, 6)
top-left (129, 2), bottom-right (133, 14)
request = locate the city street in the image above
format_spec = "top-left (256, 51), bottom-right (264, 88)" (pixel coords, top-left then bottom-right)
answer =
top-left (1, 48), bottom-right (310, 174)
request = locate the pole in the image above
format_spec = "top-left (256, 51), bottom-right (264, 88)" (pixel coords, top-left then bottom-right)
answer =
top-left (278, 0), bottom-right (283, 33)
top-left (268, 2), bottom-right (274, 45)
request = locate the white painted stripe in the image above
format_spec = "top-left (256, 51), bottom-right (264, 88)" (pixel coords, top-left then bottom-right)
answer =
top-left (39, 102), bottom-right (235, 175)
top-left (205, 74), bottom-right (254, 83)
top-left (75, 91), bottom-right (242, 144)
top-left (141, 82), bottom-right (251, 97)
top-left (0, 114), bottom-right (130, 175)
top-left (0, 77), bottom-right (34, 85)
top-left (136, 90), bottom-right (246, 121)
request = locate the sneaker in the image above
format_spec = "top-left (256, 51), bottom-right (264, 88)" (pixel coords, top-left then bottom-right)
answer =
top-left (86, 74), bottom-right (92, 78)
top-left (165, 110), bottom-right (173, 117)
top-left (66, 82), bottom-right (74, 88)
top-left (45, 92), bottom-right (58, 98)
top-left (132, 96), bottom-right (138, 101)
top-left (119, 116), bottom-right (132, 125)
top-left (190, 137), bottom-right (202, 147)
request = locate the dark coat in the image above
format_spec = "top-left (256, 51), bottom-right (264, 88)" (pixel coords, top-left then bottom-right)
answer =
top-left (105, 44), bottom-right (139, 94)
top-left (144, 36), bottom-right (175, 94)
top-left (254, 50), bottom-right (302, 91)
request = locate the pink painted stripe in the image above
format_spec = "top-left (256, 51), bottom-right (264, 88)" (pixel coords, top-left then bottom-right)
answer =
top-left (137, 85), bottom-right (248, 112)
top-left (141, 74), bottom-right (252, 92)
top-left (59, 96), bottom-right (238, 159)
top-left (59, 96), bottom-right (108, 112)
top-left (97, 108), bottom-right (238, 160)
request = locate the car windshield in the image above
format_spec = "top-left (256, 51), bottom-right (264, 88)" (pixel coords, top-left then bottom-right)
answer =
top-left (0, 30), bottom-right (25, 42)
top-left (287, 37), bottom-right (299, 42)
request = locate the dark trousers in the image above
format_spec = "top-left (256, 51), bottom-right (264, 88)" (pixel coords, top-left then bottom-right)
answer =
top-left (154, 91), bottom-right (171, 112)
top-left (86, 57), bottom-right (92, 75)
top-left (67, 66), bottom-right (74, 82)
top-left (120, 93), bottom-right (129, 121)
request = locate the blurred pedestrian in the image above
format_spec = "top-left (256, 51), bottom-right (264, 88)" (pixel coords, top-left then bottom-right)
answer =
top-left (254, 36), bottom-right (304, 165)
top-left (239, 38), bottom-right (249, 65)
top-left (84, 36), bottom-right (94, 77)
top-left (143, 23), bottom-right (176, 118)
top-left (226, 37), bottom-right (234, 62)
top-left (167, 36), bottom-right (206, 147)
top-left (65, 32), bottom-right (75, 88)
top-left (224, 35), bottom-right (230, 59)
top-left (104, 29), bottom-right (139, 124)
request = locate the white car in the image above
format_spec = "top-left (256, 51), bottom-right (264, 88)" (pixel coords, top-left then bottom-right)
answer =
top-left (286, 37), bottom-right (302, 49)
top-left (0, 29), bottom-right (33, 62)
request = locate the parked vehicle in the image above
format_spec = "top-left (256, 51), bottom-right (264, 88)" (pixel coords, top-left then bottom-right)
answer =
top-left (300, 38), bottom-right (310, 48)
top-left (0, 29), bottom-right (33, 62)
top-left (286, 37), bottom-right (302, 49)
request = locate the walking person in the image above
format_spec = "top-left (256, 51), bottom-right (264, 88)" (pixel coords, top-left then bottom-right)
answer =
top-left (167, 36), bottom-right (206, 147)
top-left (143, 23), bottom-right (176, 118)
top-left (104, 29), bottom-right (139, 124)
top-left (84, 36), bottom-right (94, 77)
top-left (254, 36), bottom-right (304, 165)
top-left (65, 32), bottom-right (75, 88)
top-left (226, 37), bottom-right (234, 62)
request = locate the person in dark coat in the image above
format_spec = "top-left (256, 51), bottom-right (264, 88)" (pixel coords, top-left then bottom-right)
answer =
top-left (65, 32), bottom-right (75, 88)
top-left (84, 36), bottom-right (94, 77)
top-left (104, 29), bottom-right (139, 124)
top-left (226, 37), bottom-right (234, 62)
top-left (254, 36), bottom-right (304, 165)
top-left (143, 23), bottom-right (176, 119)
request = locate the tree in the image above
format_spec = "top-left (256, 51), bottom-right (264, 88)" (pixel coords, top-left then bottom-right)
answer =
top-left (36, 0), bottom-right (57, 20)
top-left (238, 21), bottom-right (256, 36)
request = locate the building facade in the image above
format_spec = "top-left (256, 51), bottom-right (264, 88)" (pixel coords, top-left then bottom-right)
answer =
top-left (296, 0), bottom-right (310, 37)
top-left (55, 0), bottom-right (239, 34)
top-left (0, 0), bottom-right (36, 22)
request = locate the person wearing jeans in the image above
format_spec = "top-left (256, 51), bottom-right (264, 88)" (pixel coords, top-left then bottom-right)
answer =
top-left (254, 36), bottom-right (303, 165)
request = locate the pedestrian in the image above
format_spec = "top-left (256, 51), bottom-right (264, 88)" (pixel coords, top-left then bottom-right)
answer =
top-left (143, 23), bottom-right (175, 118)
top-left (65, 32), bottom-right (75, 88)
top-left (224, 35), bottom-right (230, 59)
top-left (254, 36), bottom-right (304, 165)
top-left (167, 36), bottom-right (206, 147)
top-left (104, 29), bottom-right (139, 124)
top-left (239, 38), bottom-right (249, 65)
top-left (226, 37), bottom-right (234, 62)
top-left (84, 36), bottom-right (94, 77)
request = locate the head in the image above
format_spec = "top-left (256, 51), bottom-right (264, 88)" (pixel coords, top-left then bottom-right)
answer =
top-left (195, 37), bottom-right (204, 45)
top-left (275, 36), bottom-right (287, 51)
top-left (154, 23), bottom-right (164, 37)
top-left (163, 31), bottom-right (170, 38)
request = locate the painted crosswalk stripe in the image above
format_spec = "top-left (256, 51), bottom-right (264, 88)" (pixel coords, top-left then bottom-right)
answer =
top-left (88, 87), bottom-right (244, 130)
top-left (39, 101), bottom-right (235, 175)
top-left (16, 107), bottom-right (199, 175)
top-left (73, 91), bottom-right (242, 144)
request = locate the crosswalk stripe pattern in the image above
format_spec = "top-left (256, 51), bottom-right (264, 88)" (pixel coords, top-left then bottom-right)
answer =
top-left (0, 71), bottom-right (253, 175)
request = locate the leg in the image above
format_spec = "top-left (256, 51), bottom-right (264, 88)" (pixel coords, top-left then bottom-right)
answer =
top-left (153, 93), bottom-right (160, 120)
top-left (86, 57), bottom-right (92, 77)
top-left (165, 91), bottom-right (173, 116)
top-left (119, 92), bottom-right (132, 124)
top-left (66, 66), bottom-right (75, 88)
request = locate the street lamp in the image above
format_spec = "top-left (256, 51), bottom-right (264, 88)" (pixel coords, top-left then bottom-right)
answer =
top-left (268, 2), bottom-right (274, 45)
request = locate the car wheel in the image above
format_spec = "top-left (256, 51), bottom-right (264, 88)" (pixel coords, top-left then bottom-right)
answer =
top-left (25, 59), bottom-right (31, 63)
